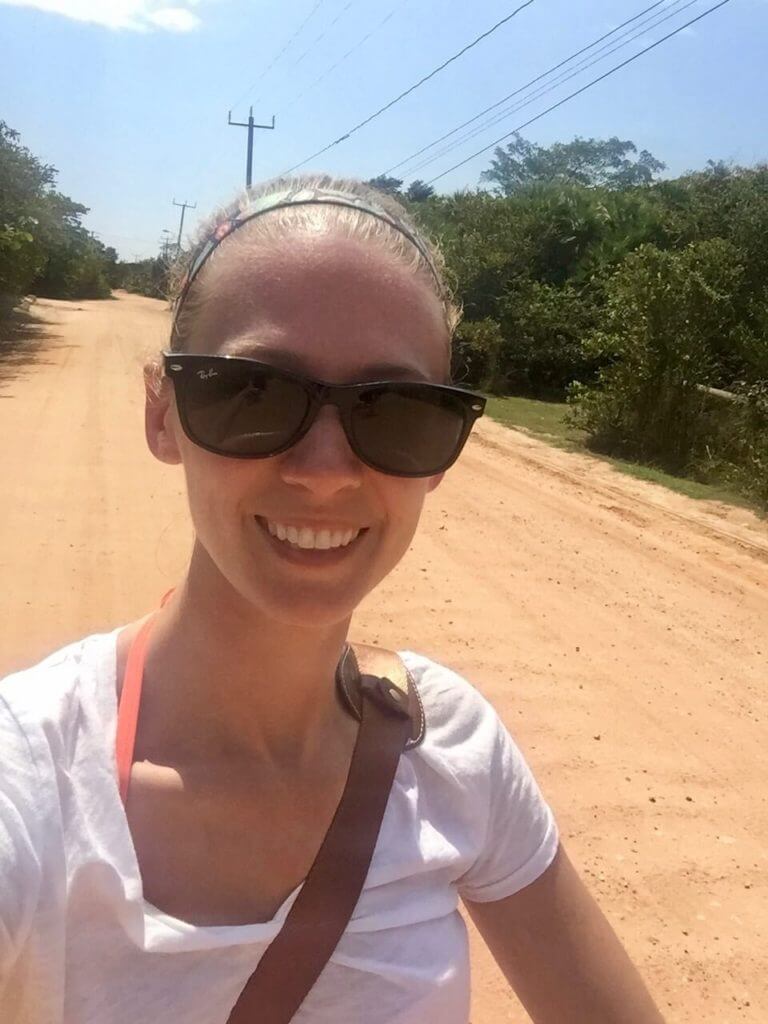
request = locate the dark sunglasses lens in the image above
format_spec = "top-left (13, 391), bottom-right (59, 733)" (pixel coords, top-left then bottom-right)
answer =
top-left (181, 364), bottom-right (310, 456)
top-left (351, 387), bottom-right (468, 475)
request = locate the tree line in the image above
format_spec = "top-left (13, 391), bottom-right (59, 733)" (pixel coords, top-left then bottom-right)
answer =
top-left (2, 123), bottom-right (766, 506)
top-left (393, 136), bottom-right (768, 508)
top-left (0, 121), bottom-right (120, 312)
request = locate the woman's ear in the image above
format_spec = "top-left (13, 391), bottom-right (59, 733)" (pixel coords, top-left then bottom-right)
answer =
top-left (144, 361), bottom-right (182, 465)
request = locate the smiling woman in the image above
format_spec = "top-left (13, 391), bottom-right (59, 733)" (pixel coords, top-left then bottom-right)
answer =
top-left (0, 174), bottom-right (665, 1024)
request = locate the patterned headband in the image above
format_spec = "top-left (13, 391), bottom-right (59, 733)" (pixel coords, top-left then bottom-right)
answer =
top-left (172, 186), bottom-right (442, 328)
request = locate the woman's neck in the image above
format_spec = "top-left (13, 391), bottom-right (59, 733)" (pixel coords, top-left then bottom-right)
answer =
top-left (131, 571), bottom-right (354, 771)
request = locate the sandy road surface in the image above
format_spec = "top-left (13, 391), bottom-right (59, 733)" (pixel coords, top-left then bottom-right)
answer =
top-left (1, 293), bottom-right (766, 1023)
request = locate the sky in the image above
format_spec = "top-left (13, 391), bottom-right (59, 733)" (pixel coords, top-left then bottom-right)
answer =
top-left (1, 0), bottom-right (766, 258)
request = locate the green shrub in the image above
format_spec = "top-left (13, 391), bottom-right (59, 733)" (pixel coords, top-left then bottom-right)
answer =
top-left (453, 317), bottom-right (506, 391)
top-left (696, 384), bottom-right (768, 506)
top-left (495, 280), bottom-right (600, 396)
top-left (116, 257), bottom-right (169, 300)
top-left (568, 240), bottom-right (749, 472)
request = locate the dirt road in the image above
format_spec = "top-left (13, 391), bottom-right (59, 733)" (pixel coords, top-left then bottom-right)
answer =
top-left (1, 293), bottom-right (766, 1022)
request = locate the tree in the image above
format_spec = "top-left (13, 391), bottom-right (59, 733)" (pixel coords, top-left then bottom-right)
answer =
top-left (568, 240), bottom-right (752, 470)
top-left (653, 163), bottom-right (768, 294)
top-left (405, 180), bottom-right (435, 202)
top-left (414, 188), bottom-right (602, 394)
top-left (481, 133), bottom-right (665, 196)
top-left (366, 175), bottom-right (404, 197)
top-left (0, 122), bottom-right (116, 308)
top-left (116, 253), bottom-right (170, 300)
top-left (0, 121), bottom-right (54, 302)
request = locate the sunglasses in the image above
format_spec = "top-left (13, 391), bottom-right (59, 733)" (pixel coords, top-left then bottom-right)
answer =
top-left (162, 353), bottom-right (486, 478)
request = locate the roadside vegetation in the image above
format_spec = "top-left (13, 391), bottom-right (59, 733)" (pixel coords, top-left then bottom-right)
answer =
top-left (0, 122), bottom-right (118, 309)
top-left (394, 136), bottom-right (768, 512)
top-left (484, 394), bottom-right (752, 509)
top-left (0, 121), bottom-right (171, 310)
top-left (3, 124), bottom-right (766, 510)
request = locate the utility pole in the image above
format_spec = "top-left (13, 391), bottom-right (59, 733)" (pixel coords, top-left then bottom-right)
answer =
top-left (227, 107), bottom-right (276, 188)
top-left (160, 229), bottom-right (174, 262)
top-left (173, 198), bottom-right (197, 250)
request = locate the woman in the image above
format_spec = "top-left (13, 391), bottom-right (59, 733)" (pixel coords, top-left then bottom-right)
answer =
top-left (0, 176), bottom-right (665, 1023)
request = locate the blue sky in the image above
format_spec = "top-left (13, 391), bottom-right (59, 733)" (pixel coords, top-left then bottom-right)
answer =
top-left (1, 0), bottom-right (765, 257)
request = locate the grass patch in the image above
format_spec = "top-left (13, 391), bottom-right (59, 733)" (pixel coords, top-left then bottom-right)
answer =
top-left (484, 395), bottom-right (585, 449)
top-left (599, 456), bottom-right (754, 508)
top-left (486, 394), bottom-right (758, 511)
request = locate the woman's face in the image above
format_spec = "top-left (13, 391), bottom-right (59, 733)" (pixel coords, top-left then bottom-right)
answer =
top-left (147, 226), bottom-right (451, 627)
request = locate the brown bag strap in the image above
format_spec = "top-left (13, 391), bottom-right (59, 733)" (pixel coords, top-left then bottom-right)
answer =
top-left (337, 643), bottom-right (426, 750)
top-left (226, 645), bottom-right (415, 1024)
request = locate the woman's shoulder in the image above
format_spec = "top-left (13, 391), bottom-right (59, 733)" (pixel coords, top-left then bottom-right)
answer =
top-left (0, 627), bottom-right (121, 765)
top-left (398, 650), bottom-right (559, 901)
top-left (0, 635), bottom-right (119, 970)
top-left (398, 650), bottom-right (510, 766)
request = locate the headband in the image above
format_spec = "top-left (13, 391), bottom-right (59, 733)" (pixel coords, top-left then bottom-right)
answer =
top-left (172, 186), bottom-right (442, 327)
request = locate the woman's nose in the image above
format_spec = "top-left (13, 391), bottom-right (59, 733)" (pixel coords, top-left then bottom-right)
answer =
top-left (278, 405), bottom-right (363, 498)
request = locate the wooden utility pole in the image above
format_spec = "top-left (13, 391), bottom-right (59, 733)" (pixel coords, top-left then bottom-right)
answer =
top-left (227, 107), bottom-right (276, 188)
top-left (160, 229), bottom-right (174, 262)
top-left (173, 198), bottom-right (197, 250)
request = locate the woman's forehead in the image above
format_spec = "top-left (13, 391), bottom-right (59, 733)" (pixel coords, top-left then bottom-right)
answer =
top-left (188, 233), bottom-right (450, 381)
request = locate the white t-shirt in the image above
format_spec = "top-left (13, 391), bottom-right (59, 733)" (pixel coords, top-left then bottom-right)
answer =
top-left (0, 628), bottom-right (558, 1024)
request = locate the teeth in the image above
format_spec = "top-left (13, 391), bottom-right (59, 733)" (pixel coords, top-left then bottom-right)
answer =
top-left (263, 519), bottom-right (362, 551)
top-left (315, 530), bottom-right (332, 550)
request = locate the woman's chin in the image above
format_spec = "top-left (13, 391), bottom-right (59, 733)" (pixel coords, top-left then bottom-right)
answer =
top-left (234, 560), bottom-right (371, 628)
top-left (247, 587), bottom-right (360, 630)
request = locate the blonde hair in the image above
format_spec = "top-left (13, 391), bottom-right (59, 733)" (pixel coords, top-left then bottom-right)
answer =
top-left (167, 173), bottom-right (462, 354)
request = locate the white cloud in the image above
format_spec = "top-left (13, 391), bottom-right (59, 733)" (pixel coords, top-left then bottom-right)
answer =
top-left (0, 0), bottom-right (205, 31)
top-left (146, 6), bottom-right (200, 31)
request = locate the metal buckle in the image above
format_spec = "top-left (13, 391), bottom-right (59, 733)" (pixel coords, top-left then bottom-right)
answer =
top-left (359, 674), bottom-right (411, 721)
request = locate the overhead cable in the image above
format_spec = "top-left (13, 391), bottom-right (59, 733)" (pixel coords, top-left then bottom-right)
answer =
top-left (229, 0), bottom-right (326, 113)
top-left (286, 0), bottom-right (358, 77)
top-left (402, 0), bottom-right (699, 178)
top-left (383, 0), bottom-right (673, 177)
top-left (281, 0), bottom-right (536, 175)
top-left (279, 0), bottom-right (411, 114)
top-left (426, 0), bottom-right (733, 185)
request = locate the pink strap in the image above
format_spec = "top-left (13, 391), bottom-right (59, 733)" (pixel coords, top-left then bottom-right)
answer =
top-left (116, 589), bottom-right (175, 805)
top-left (116, 615), bottom-right (154, 805)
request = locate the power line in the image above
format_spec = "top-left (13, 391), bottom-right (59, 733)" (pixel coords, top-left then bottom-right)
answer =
top-left (285, 0), bottom-right (358, 78)
top-left (426, 0), bottom-right (733, 186)
top-left (281, 0), bottom-right (537, 175)
top-left (401, 0), bottom-right (698, 179)
top-left (383, 0), bottom-right (672, 177)
top-left (229, 0), bottom-right (326, 114)
top-left (279, 0), bottom-right (410, 114)
top-left (418, 0), bottom-right (700, 175)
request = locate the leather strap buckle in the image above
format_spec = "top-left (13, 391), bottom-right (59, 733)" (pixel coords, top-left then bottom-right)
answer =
top-left (336, 643), bottom-right (426, 749)
top-left (359, 673), bottom-right (412, 720)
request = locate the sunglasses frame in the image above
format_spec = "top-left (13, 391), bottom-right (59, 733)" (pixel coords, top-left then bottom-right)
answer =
top-left (162, 352), bottom-right (486, 478)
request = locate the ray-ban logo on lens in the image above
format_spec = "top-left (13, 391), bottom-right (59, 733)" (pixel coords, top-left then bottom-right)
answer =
top-left (197, 369), bottom-right (218, 380)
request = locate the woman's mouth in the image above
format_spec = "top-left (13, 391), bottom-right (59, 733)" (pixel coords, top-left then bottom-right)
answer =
top-left (266, 519), bottom-right (361, 550)
top-left (254, 516), bottom-right (368, 564)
